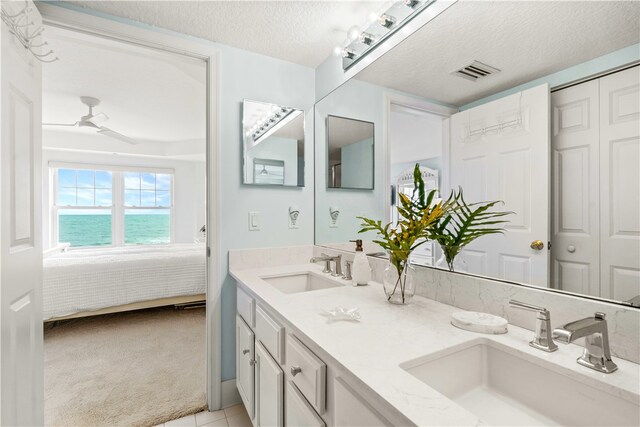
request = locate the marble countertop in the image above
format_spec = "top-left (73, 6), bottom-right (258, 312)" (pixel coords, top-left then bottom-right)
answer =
top-left (231, 263), bottom-right (640, 427)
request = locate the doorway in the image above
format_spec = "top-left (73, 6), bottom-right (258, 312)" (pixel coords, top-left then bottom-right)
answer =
top-left (0, 3), bottom-right (221, 425)
top-left (40, 24), bottom-right (209, 425)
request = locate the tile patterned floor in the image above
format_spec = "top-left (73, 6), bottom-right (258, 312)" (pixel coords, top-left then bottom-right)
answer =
top-left (158, 404), bottom-right (252, 427)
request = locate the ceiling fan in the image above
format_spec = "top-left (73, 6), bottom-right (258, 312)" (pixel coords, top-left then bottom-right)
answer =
top-left (43, 96), bottom-right (137, 145)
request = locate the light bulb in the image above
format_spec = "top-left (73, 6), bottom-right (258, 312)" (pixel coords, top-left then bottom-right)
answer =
top-left (347, 25), bottom-right (360, 41)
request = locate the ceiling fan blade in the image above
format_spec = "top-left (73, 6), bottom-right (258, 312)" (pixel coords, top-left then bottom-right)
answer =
top-left (86, 112), bottom-right (109, 126)
top-left (98, 127), bottom-right (137, 145)
top-left (43, 122), bottom-right (79, 127)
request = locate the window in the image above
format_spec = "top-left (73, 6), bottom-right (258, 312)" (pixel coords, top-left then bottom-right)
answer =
top-left (56, 169), bottom-right (113, 247)
top-left (123, 172), bottom-right (171, 245)
top-left (52, 166), bottom-right (173, 248)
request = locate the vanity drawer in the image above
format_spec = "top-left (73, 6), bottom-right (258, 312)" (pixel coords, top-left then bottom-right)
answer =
top-left (237, 286), bottom-right (255, 327)
top-left (285, 334), bottom-right (326, 414)
top-left (255, 304), bottom-right (285, 364)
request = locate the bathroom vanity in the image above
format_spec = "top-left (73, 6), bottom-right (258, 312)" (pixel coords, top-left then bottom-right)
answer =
top-left (231, 247), bottom-right (640, 427)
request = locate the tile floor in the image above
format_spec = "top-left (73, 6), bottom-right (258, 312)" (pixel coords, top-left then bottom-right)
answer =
top-left (158, 404), bottom-right (251, 427)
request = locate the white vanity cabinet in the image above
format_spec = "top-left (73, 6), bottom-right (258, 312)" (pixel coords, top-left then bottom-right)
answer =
top-left (333, 377), bottom-right (391, 427)
top-left (236, 282), bottom-right (404, 427)
top-left (236, 314), bottom-right (255, 419)
top-left (286, 381), bottom-right (326, 427)
top-left (255, 341), bottom-right (284, 427)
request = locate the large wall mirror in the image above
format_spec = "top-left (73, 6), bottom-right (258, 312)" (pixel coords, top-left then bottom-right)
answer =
top-left (314, 1), bottom-right (640, 308)
top-left (243, 99), bottom-right (305, 186)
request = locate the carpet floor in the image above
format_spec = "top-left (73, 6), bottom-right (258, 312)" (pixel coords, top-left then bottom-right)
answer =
top-left (44, 307), bottom-right (207, 427)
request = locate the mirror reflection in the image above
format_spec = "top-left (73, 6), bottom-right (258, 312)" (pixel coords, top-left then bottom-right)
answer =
top-left (314, 1), bottom-right (640, 307)
top-left (243, 99), bottom-right (305, 186)
top-left (327, 115), bottom-right (374, 189)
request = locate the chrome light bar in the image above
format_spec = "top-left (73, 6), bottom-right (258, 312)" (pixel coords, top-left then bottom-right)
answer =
top-left (339, 0), bottom-right (436, 71)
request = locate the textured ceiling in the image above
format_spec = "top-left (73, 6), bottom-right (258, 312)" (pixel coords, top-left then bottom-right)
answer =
top-left (356, 1), bottom-right (640, 106)
top-left (65, 0), bottom-right (385, 67)
top-left (43, 25), bottom-right (206, 144)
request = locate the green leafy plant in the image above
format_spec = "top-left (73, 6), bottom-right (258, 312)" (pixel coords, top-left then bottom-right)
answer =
top-left (357, 164), bottom-right (451, 302)
top-left (430, 188), bottom-right (512, 271)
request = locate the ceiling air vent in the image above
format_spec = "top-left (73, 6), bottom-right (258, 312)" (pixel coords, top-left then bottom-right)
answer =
top-left (452, 61), bottom-right (501, 82)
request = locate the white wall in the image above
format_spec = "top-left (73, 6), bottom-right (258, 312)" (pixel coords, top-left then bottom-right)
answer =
top-left (389, 109), bottom-right (443, 165)
top-left (218, 44), bottom-right (315, 381)
top-left (42, 142), bottom-right (206, 250)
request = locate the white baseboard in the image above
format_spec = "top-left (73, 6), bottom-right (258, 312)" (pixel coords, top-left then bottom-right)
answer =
top-left (221, 378), bottom-right (241, 408)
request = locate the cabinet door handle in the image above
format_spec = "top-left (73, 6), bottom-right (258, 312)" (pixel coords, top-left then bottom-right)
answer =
top-left (290, 366), bottom-right (302, 376)
top-left (242, 349), bottom-right (250, 355)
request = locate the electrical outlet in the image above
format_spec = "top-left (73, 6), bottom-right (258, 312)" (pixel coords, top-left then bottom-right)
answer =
top-left (249, 211), bottom-right (260, 231)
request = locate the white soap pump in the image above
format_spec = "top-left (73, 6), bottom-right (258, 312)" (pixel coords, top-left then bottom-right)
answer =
top-left (350, 239), bottom-right (371, 286)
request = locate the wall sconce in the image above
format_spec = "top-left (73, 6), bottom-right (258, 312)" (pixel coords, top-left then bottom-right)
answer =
top-left (289, 206), bottom-right (300, 229)
top-left (329, 206), bottom-right (340, 228)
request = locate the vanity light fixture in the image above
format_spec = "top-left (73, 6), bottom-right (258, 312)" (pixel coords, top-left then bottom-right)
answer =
top-left (358, 32), bottom-right (376, 46)
top-left (379, 13), bottom-right (396, 28)
top-left (335, 0), bottom-right (437, 70)
top-left (342, 48), bottom-right (357, 60)
top-left (251, 107), bottom-right (293, 141)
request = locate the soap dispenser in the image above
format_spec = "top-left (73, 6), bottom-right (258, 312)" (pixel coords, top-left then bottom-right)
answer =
top-left (350, 239), bottom-right (371, 286)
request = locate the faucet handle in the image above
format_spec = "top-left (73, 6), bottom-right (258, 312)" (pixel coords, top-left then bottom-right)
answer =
top-left (343, 260), bottom-right (353, 281)
top-left (509, 299), bottom-right (558, 352)
top-left (509, 300), bottom-right (550, 318)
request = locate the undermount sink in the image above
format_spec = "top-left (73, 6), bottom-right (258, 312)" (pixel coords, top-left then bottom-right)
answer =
top-left (400, 339), bottom-right (639, 426)
top-left (261, 272), bottom-right (343, 294)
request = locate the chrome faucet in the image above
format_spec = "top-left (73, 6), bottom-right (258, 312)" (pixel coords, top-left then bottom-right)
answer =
top-left (509, 300), bottom-right (558, 352)
top-left (553, 312), bottom-right (618, 373)
top-left (310, 253), bottom-right (342, 277)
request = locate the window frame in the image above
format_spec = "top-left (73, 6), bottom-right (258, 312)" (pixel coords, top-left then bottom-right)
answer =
top-left (50, 162), bottom-right (175, 249)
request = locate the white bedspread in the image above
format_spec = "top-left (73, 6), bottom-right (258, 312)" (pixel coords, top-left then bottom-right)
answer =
top-left (43, 243), bottom-right (206, 320)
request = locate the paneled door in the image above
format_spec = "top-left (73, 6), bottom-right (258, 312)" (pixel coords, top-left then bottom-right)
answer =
top-left (236, 315), bottom-right (255, 419)
top-left (255, 341), bottom-right (283, 427)
top-left (551, 80), bottom-right (600, 296)
top-left (449, 84), bottom-right (550, 286)
top-left (0, 1), bottom-right (44, 425)
top-left (599, 66), bottom-right (640, 302)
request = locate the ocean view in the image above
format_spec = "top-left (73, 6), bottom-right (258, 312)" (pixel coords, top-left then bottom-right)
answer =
top-left (59, 214), bottom-right (170, 247)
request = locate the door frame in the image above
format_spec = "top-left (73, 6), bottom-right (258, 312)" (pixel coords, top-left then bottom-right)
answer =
top-left (383, 92), bottom-right (457, 224)
top-left (35, 3), bottom-right (223, 410)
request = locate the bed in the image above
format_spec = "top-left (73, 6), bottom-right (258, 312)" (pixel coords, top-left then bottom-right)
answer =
top-left (43, 243), bottom-right (206, 321)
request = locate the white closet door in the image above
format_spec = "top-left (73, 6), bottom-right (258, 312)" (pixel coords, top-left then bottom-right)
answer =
top-left (599, 66), bottom-right (640, 302)
top-left (0, 2), bottom-right (44, 425)
top-left (551, 80), bottom-right (600, 296)
top-left (450, 84), bottom-right (550, 286)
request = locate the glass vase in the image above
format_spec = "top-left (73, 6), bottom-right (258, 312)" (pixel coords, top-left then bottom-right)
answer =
top-left (382, 254), bottom-right (416, 305)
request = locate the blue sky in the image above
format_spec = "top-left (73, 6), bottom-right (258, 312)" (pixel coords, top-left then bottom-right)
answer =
top-left (58, 169), bottom-right (171, 209)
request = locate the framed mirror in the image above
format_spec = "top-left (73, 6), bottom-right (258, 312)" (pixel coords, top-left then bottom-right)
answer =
top-left (326, 115), bottom-right (374, 190)
top-left (242, 99), bottom-right (305, 187)
top-left (313, 1), bottom-right (640, 307)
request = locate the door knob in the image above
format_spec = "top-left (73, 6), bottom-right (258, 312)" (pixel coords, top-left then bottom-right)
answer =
top-left (567, 245), bottom-right (576, 253)
top-left (530, 240), bottom-right (544, 251)
top-left (290, 366), bottom-right (302, 376)
top-left (242, 349), bottom-right (250, 355)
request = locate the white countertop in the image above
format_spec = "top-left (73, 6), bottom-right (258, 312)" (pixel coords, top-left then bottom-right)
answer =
top-left (231, 263), bottom-right (640, 427)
